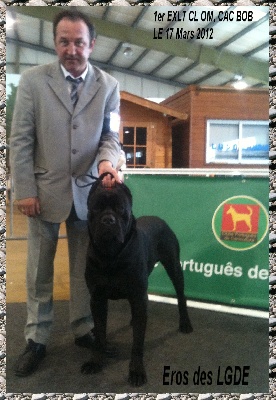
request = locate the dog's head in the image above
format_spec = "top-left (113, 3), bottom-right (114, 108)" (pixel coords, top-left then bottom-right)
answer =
top-left (87, 174), bottom-right (135, 257)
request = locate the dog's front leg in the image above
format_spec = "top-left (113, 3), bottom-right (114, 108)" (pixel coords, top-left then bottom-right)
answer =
top-left (128, 294), bottom-right (148, 386)
top-left (81, 295), bottom-right (108, 374)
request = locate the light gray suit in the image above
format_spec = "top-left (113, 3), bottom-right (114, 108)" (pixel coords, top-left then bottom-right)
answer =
top-left (11, 61), bottom-right (120, 221)
top-left (10, 61), bottom-right (121, 344)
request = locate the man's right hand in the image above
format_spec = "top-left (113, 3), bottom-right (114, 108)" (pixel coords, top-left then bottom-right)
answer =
top-left (16, 197), bottom-right (41, 218)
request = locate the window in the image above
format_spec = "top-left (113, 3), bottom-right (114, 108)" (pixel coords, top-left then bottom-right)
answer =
top-left (122, 126), bottom-right (147, 168)
top-left (206, 120), bottom-right (269, 165)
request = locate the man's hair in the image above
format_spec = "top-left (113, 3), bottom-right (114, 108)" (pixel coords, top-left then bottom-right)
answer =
top-left (53, 10), bottom-right (96, 42)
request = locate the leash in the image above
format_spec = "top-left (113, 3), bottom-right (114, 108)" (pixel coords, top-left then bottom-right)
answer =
top-left (75, 172), bottom-right (117, 188)
top-left (75, 173), bottom-right (99, 188)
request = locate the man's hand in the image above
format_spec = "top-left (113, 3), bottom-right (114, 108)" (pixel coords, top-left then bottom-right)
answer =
top-left (98, 161), bottom-right (122, 187)
top-left (16, 197), bottom-right (41, 218)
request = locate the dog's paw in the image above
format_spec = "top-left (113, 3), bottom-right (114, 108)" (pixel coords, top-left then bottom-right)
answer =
top-left (179, 321), bottom-right (193, 334)
top-left (81, 360), bottom-right (103, 374)
top-left (128, 369), bottom-right (147, 387)
top-left (128, 360), bottom-right (147, 386)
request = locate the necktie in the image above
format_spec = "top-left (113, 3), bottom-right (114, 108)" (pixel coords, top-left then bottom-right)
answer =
top-left (66, 76), bottom-right (83, 106)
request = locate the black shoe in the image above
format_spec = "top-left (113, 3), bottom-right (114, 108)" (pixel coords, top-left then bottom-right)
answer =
top-left (14, 339), bottom-right (46, 377)
top-left (75, 329), bottom-right (118, 357)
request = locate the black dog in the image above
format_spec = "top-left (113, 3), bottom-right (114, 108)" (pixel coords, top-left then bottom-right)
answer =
top-left (82, 175), bottom-right (193, 386)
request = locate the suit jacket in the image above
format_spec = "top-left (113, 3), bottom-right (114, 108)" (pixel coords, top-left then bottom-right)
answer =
top-left (10, 61), bottom-right (121, 222)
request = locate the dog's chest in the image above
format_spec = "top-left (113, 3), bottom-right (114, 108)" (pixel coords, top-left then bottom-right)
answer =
top-left (95, 271), bottom-right (145, 300)
top-left (88, 256), bottom-right (147, 300)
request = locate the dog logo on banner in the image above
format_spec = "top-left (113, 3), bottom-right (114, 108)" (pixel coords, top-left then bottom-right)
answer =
top-left (221, 203), bottom-right (260, 243)
top-left (212, 196), bottom-right (268, 251)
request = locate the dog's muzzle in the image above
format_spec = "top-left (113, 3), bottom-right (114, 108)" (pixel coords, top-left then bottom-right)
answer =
top-left (101, 213), bottom-right (116, 226)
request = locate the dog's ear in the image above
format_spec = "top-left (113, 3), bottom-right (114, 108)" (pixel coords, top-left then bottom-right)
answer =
top-left (87, 179), bottom-right (102, 207)
top-left (87, 175), bottom-right (133, 208)
top-left (120, 183), bottom-right (133, 206)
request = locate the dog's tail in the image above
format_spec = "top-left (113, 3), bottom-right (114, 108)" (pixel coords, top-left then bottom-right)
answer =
top-left (246, 206), bottom-right (253, 216)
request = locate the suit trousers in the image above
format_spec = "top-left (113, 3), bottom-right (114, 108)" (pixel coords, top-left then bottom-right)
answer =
top-left (24, 206), bottom-right (93, 345)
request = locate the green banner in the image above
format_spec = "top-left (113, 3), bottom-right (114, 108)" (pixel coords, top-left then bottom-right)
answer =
top-left (124, 172), bottom-right (269, 310)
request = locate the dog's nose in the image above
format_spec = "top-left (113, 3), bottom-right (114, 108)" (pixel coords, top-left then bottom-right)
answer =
top-left (101, 214), bottom-right (116, 225)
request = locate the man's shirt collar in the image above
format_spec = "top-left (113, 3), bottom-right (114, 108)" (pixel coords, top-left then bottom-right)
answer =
top-left (60, 64), bottom-right (88, 81)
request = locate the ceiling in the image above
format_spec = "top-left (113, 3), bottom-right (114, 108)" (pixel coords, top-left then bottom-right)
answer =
top-left (6, 5), bottom-right (269, 90)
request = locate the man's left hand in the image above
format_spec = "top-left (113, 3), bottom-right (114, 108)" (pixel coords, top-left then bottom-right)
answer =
top-left (98, 161), bottom-right (122, 187)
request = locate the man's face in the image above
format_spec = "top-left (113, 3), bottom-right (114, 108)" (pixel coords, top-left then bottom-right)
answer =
top-left (55, 18), bottom-right (95, 77)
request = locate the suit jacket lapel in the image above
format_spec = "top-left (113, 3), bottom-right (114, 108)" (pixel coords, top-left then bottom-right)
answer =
top-left (74, 63), bottom-right (101, 116)
top-left (47, 62), bottom-right (101, 116)
top-left (47, 62), bottom-right (73, 114)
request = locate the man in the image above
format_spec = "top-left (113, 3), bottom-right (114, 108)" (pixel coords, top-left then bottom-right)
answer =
top-left (10, 9), bottom-right (121, 377)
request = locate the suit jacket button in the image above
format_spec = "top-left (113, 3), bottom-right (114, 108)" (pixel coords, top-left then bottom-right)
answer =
top-left (72, 149), bottom-right (77, 154)
top-left (73, 124), bottom-right (78, 129)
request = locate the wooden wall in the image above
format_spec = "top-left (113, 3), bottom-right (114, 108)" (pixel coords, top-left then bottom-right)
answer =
top-left (120, 100), bottom-right (172, 168)
top-left (162, 86), bottom-right (268, 168)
